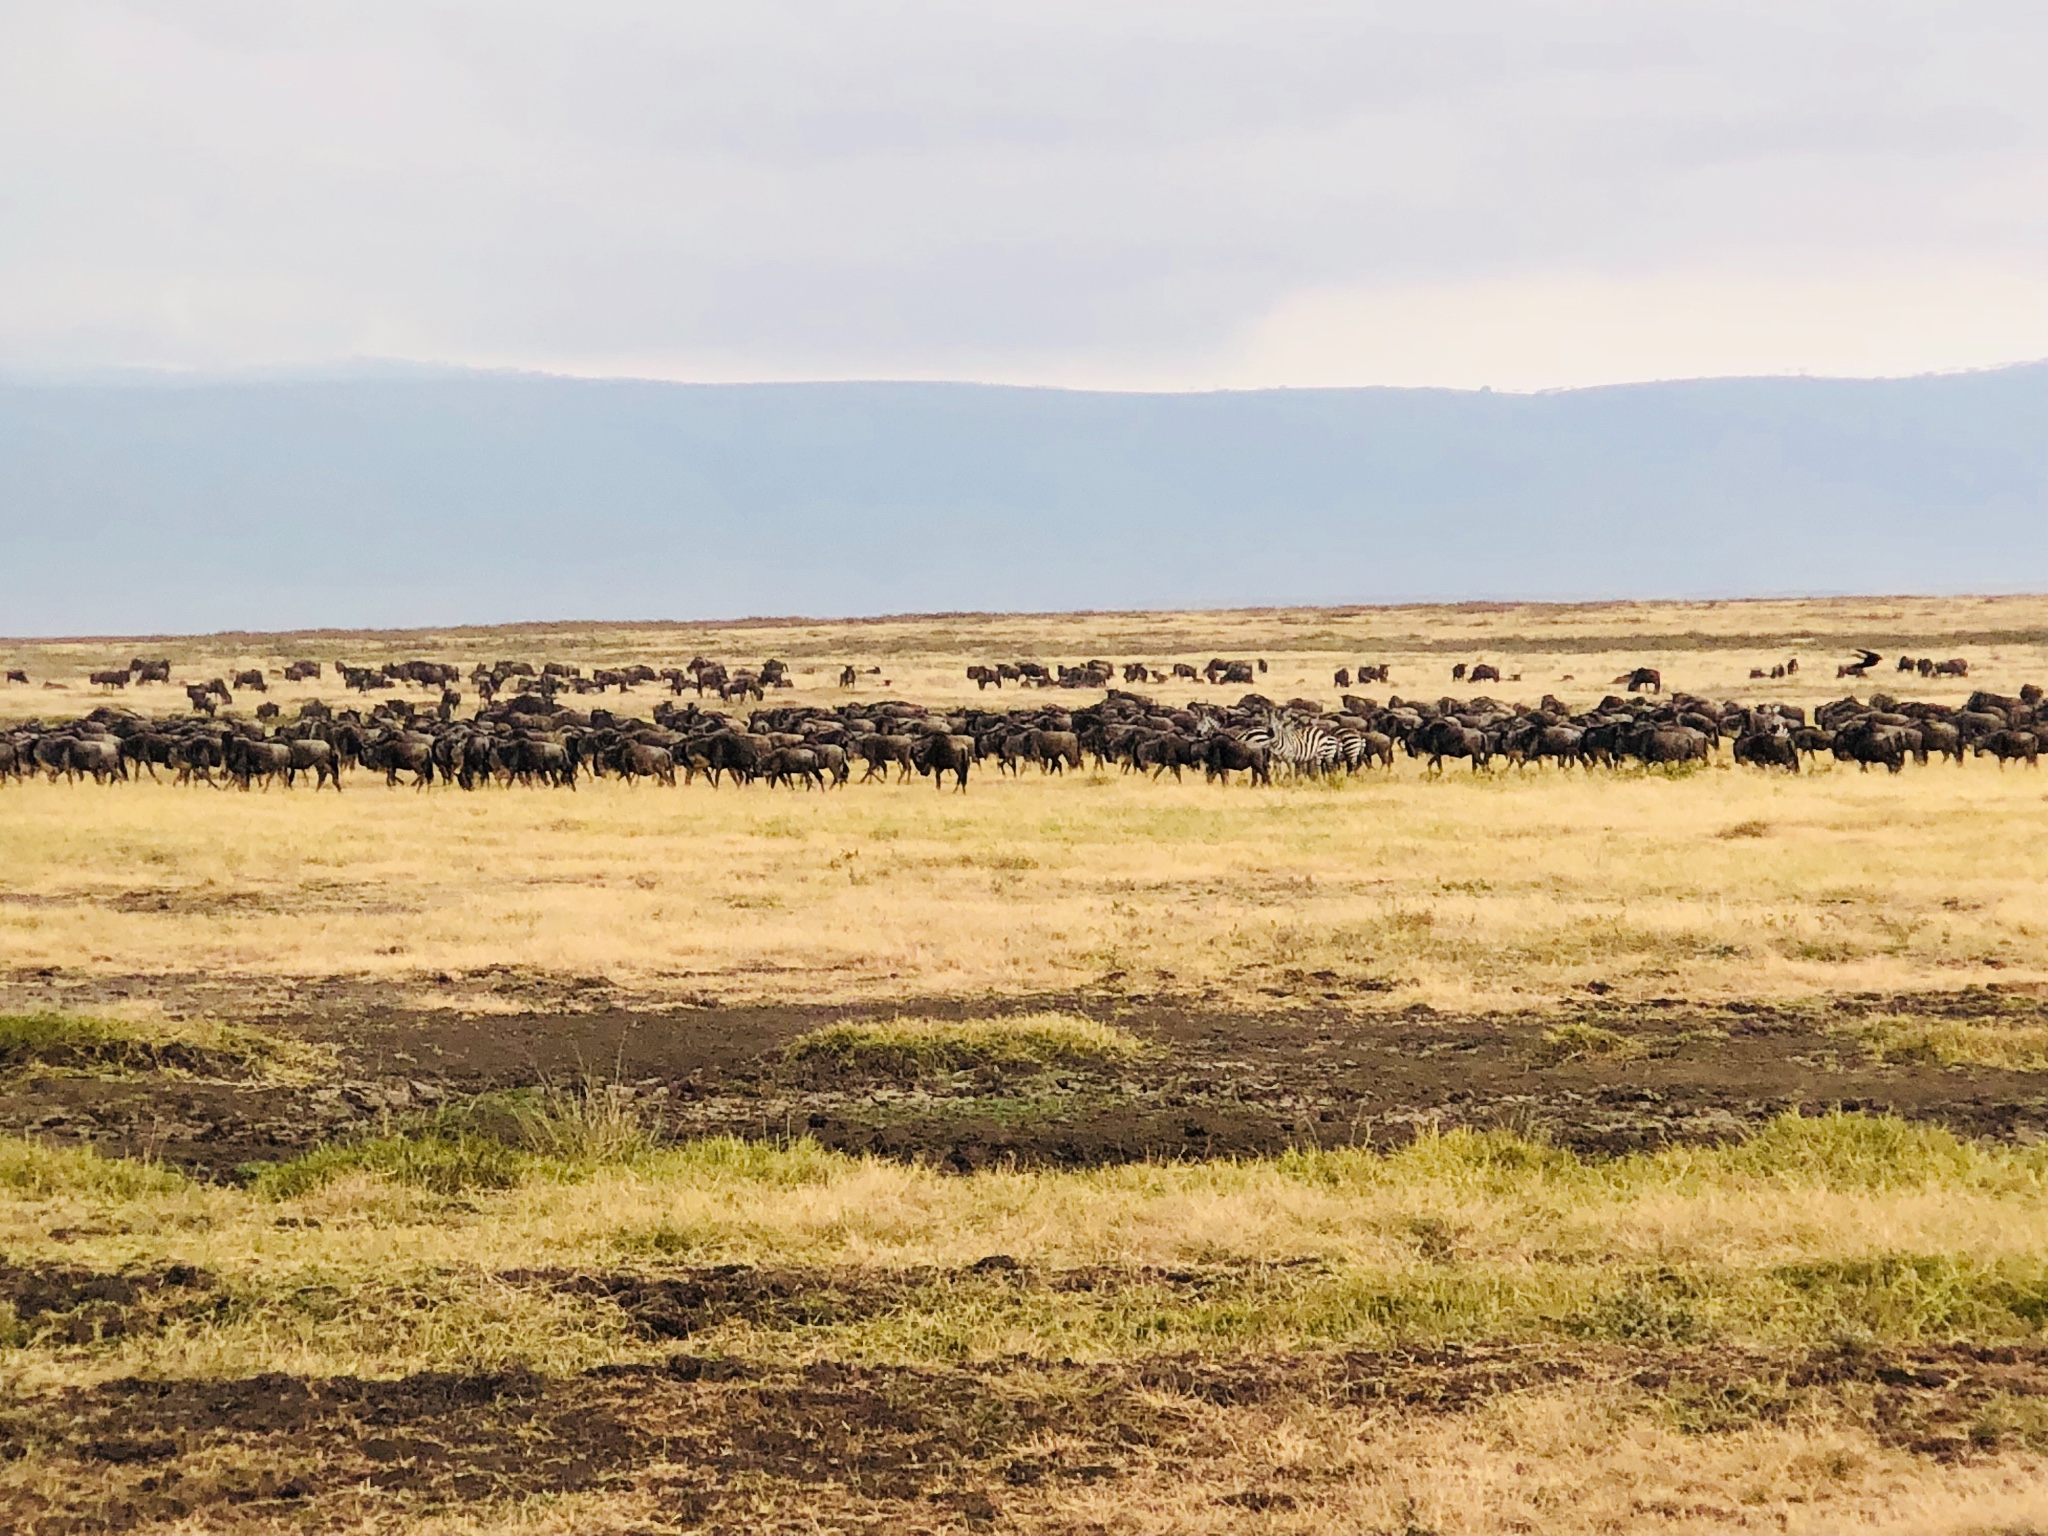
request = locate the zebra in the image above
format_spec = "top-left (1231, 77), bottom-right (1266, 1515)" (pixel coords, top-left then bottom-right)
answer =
top-left (1265, 712), bottom-right (1343, 779)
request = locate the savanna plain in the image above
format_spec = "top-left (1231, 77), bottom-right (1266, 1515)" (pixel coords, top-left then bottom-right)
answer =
top-left (3, 595), bottom-right (2048, 1534)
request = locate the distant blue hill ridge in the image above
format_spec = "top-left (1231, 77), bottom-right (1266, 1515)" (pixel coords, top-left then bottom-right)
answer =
top-left (1, 367), bottom-right (2044, 636)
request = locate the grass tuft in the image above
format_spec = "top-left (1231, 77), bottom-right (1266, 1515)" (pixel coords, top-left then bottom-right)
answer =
top-left (1848, 1016), bottom-right (2048, 1072)
top-left (0, 1010), bottom-right (324, 1081)
top-left (0, 1133), bottom-right (184, 1198)
top-left (245, 1078), bottom-right (665, 1198)
top-left (1535, 1022), bottom-right (1646, 1065)
top-left (786, 1012), bottom-right (1149, 1075)
top-left (1721, 1110), bottom-right (1979, 1191)
top-left (244, 1130), bottom-right (526, 1199)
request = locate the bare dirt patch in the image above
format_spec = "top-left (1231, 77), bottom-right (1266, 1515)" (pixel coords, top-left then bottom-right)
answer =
top-left (3, 1340), bottom-right (2044, 1531)
top-left (2, 979), bottom-right (2046, 1177)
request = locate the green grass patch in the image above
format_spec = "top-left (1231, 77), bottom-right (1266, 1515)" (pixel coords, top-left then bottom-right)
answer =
top-left (0, 1010), bottom-right (322, 1081)
top-left (0, 1133), bottom-right (185, 1199)
top-left (787, 1012), bottom-right (1149, 1076)
top-left (243, 1078), bottom-right (665, 1198)
top-left (244, 1130), bottom-right (527, 1199)
top-left (1847, 1016), bottom-right (2048, 1073)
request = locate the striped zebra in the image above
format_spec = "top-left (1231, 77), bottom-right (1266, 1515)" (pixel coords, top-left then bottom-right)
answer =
top-left (1264, 711), bottom-right (1343, 779)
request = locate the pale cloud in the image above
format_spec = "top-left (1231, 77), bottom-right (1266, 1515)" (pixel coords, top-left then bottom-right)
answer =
top-left (2, 1), bottom-right (2045, 388)
top-left (1227, 265), bottom-right (2048, 393)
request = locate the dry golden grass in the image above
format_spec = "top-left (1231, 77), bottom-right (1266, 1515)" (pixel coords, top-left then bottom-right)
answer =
top-left (7, 592), bottom-right (2048, 722)
top-left (1, 756), bottom-right (2044, 1009)
top-left (5, 597), bottom-right (2048, 1531)
top-left (5, 1117), bottom-right (2048, 1528)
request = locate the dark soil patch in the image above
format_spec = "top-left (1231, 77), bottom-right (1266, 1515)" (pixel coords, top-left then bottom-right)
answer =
top-left (1, 975), bottom-right (2046, 1177)
top-left (0, 1260), bottom-right (217, 1344)
top-left (1, 1341), bottom-right (2042, 1531)
top-left (498, 1265), bottom-right (929, 1340)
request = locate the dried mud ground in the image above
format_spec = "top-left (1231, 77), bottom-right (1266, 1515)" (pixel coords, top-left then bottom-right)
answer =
top-left (4, 970), bottom-right (2048, 1175)
top-left (8, 970), bottom-right (2048, 1533)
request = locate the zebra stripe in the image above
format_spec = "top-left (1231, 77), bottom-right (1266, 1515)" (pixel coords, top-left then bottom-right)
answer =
top-left (1266, 712), bottom-right (1342, 778)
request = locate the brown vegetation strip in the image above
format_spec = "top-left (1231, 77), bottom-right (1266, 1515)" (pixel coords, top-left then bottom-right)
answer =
top-left (3, 1341), bottom-right (2044, 1531)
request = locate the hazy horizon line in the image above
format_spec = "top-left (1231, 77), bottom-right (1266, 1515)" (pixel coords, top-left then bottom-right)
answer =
top-left (7, 355), bottom-right (2048, 399)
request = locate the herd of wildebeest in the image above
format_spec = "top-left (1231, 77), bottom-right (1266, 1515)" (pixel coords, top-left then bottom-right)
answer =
top-left (0, 649), bottom-right (2041, 792)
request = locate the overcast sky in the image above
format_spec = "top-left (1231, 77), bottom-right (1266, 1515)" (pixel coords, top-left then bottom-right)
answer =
top-left (5, 1), bottom-right (2046, 391)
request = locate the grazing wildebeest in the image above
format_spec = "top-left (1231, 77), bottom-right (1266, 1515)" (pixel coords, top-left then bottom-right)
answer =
top-left (130, 658), bottom-right (171, 684)
top-left (1333, 668), bottom-right (1351, 689)
top-left (839, 665), bottom-right (859, 688)
top-left (232, 668), bottom-right (267, 692)
top-left (1615, 667), bottom-right (1662, 694)
top-left (1838, 649), bottom-right (1882, 679)
top-left (1469, 663), bottom-right (1502, 684)
top-left (284, 660), bottom-right (322, 682)
top-left (3, 670), bottom-right (26, 685)
top-left (89, 669), bottom-right (130, 690)
top-left (1451, 663), bottom-right (1468, 682)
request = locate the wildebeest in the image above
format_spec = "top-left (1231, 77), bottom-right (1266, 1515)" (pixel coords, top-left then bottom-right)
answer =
top-left (232, 668), bottom-right (267, 692)
top-left (618, 743), bottom-right (678, 786)
top-left (915, 732), bottom-right (974, 792)
top-left (1615, 667), bottom-right (1662, 694)
top-left (1975, 730), bottom-right (2040, 767)
top-left (763, 746), bottom-right (824, 790)
top-left (287, 738), bottom-right (342, 790)
top-left (1026, 730), bottom-right (1082, 774)
top-left (89, 669), bottom-right (130, 690)
top-left (1201, 733), bottom-right (1271, 786)
top-left (1733, 731), bottom-right (1799, 771)
top-left (3, 670), bottom-right (27, 685)
top-left (855, 733), bottom-right (917, 783)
